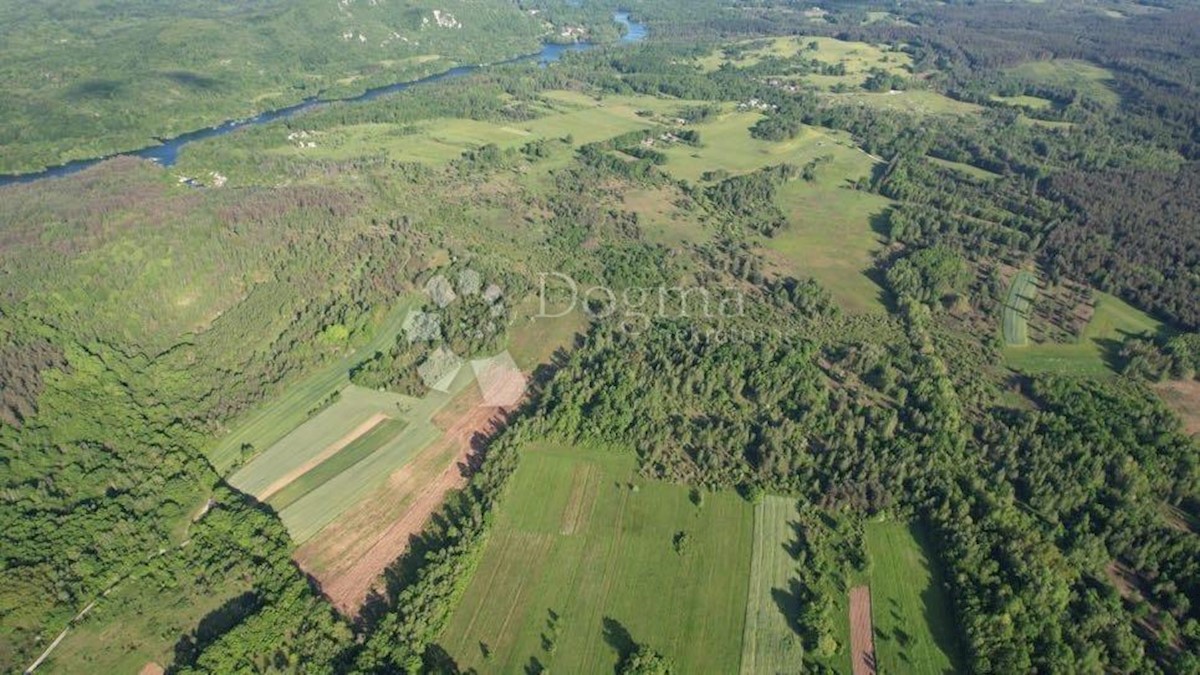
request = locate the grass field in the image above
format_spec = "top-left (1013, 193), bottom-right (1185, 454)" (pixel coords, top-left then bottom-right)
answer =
top-left (823, 90), bottom-right (985, 117)
top-left (267, 417), bottom-right (409, 511)
top-left (741, 503), bottom-right (959, 674)
top-left (740, 496), bottom-right (807, 675)
top-left (928, 156), bottom-right (1000, 181)
top-left (261, 91), bottom-right (697, 167)
top-left (697, 36), bottom-right (911, 90)
top-left (861, 521), bottom-right (961, 674)
top-left (440, 442), bottom-right (754, 674)
top-left (990, 94), bottom-right (1054, 110)
top-left (207, 298), bottom-right (416, 473)
top-left (1003, 270), bottom-right (1038, 346)
top-left (1007, 59), bottom-right (1120, 107)
top-left (766, 148), bottom-right (891, 314)
top-left (1005, 291), bottom-right (1164, 375)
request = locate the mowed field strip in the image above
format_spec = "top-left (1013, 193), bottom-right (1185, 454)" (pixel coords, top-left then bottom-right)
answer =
top-left (740, 496), bottom-right (806, 675)
top-left (440, 443), bottom-right (754, 674)
top-left (1003, 270), bottom-right (1038, 346)
top-left (227, 385), bottom-right (413, 499)
top-left (277, 367), bottom-right (476, 544)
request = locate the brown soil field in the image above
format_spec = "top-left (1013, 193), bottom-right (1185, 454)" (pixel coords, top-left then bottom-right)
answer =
top-left (1154, 379), bottom-right (1200, 437)
top-left (849, 585), bottom-right (877, 675)
top-left (295, 387), bottom-right (510, 615)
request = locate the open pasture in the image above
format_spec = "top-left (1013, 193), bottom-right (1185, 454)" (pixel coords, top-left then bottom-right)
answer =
top-left (439, 442), bottom-right (754, 674)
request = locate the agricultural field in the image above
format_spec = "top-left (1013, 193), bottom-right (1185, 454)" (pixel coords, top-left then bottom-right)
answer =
top-left (740, 496), bottom-right (807, 675)
top-left (860, 521), bottom-right (961, 674)
top-left (1002, 270), bottom-right (1039, 346)
top-left (439, 442), bottom-right (754, 674)
top-left (1006, 59), bottom-right (1120, 107)
top-left (294, 380), bottom-right (510, 613)
top-left (272, 367), bottom-right (477, 540)
top-left (741, 502), bottom-right (959, 674)
top-left (1005, 291), bottom-right (1164, 375)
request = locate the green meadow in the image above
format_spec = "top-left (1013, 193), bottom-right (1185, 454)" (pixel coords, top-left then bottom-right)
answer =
top-left (1007, 59), bottom-right (1120, 106)
top-left (439, 442), bottom-right (754, 674)
top-left (861, 521), bottom-right (962, 674)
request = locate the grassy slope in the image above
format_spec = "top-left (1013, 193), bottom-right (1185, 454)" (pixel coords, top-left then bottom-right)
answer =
top-left (440, 442), bottom-right (753, 674)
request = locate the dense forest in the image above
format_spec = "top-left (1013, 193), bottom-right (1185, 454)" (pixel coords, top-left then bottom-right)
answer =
top-left (1, 0), bottom-right (1199, 673)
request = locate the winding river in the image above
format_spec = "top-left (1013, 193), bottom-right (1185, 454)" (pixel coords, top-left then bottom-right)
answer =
top-left (0, 12), bottom-right (647, 188)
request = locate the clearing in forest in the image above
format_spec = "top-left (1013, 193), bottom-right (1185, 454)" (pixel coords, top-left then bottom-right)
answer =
top-left (1003, 270), bottom-right (1038, 346)
top-left (438, 443), bottom-right (754, 674)
top-left (1005, 291), bottom-right (1163, 375)
top-left (861, 521), bottom-right (961, 674)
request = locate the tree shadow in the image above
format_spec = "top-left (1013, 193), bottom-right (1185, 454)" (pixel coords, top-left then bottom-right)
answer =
top-left (770, 579), bottom-right (806, 638)
top-left (914, 522), bottom-right (968, 674)
top-left (169, 590), bottom-right (260, 671)
top-left (601, 616), bottom-right (636, 668)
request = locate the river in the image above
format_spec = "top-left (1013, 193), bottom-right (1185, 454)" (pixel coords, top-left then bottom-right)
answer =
top-left (0, 12), bottom-right (647, 187)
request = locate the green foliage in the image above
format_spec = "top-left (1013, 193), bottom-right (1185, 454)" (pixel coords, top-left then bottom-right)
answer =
top-left (885, 245), bottom-right (971, 307)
